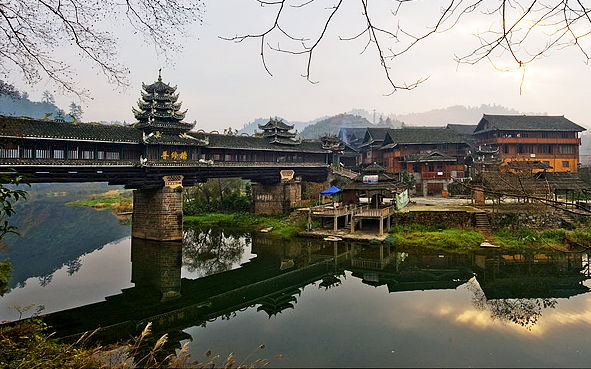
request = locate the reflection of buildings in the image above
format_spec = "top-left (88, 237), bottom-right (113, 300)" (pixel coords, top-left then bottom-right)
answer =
top-left (471, 251), bottom-right (591, 330)
top-left (44, 234), bottom-right (341, 344)
top-left (39, 232), bottom-right (591, 350)
top-left (473, 252), bottom-right (590, 299)
top-left (347, 246), bottom-right (474, 292)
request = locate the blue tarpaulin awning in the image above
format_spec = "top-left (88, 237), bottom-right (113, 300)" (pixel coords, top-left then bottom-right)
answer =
top-left (320, 186), bottom-right (341, 194)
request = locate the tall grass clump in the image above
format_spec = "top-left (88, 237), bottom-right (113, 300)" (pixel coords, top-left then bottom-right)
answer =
top-left (0, 320), bottom-right (272, 368)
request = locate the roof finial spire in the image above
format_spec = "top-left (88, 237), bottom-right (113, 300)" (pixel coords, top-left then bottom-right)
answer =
top-left (158, 68), bottom-right (162, 82)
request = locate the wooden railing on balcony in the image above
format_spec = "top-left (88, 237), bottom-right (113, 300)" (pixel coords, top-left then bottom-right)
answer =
top-left (310, 204), bottom-right (367, 217)
top-left (476, 137), bottom-right (581, 145)
top-left (356, 205), bottom-right (395, 218)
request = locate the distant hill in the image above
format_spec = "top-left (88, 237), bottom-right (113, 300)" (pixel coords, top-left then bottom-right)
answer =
top-left (390, 104), bottom-right (523, 127)
top-left (237, 105), bottom-right (525, 139)
top-left (299, 113), bottom-right (402, 139)
top-left (0, 94), bottom-right (64, 120)
top-left (238, 116), bottom-right (325, 136)
top-left (0, 85), bottom-right (122, 124)
top-left (581, 133), bottom-right (591, 155)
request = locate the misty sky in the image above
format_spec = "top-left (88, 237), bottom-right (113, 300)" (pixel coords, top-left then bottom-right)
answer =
top-left (15, 0), bottom-right (591, 131)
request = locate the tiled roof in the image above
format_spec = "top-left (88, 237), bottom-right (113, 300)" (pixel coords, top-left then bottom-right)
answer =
top-left (143, 132), bottom-right (207, 146)
top-left (258, 119), bottom-right (294, 131)
top-left (189, 132), bottom-right (326, 153)
top-left (0, 116), bottom-right (141, 143)
top-left (538, 172), bottom-right (591, 191)
top-left (446, 124), bottom-right (477, 135)
top-left (401, 150), bottom-right (456, 163)
top-left (359, 128), bottom-right (390, 148)
top-left (380, 128), bottom-right (467, 150)
top-left (475, 115), bottom-right (586, 133)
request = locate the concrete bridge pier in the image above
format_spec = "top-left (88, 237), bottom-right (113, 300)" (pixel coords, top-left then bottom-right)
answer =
top-left (132, 175), bottom-right (184, 241)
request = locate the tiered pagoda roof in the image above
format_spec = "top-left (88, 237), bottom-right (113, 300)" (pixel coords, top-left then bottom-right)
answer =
top-left (319, 134), bottom-right (345, 152)
top-left (132, 72), bottom-right (194, 135)
top-left (258, 117), bottom-right (300, 145)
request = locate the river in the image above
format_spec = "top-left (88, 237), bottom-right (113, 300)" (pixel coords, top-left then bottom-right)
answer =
top-left (1, 189), bottom-right (591, 367)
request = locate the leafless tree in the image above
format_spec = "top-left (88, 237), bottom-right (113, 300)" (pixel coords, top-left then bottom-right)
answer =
top-left (225, 0), bottom-right (591, 94)
top-left (0, 0), bottom-right (203, 97)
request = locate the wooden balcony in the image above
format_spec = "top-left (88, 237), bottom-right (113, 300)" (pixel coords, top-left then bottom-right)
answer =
top-left (476, 137), bottom-right (581, 145)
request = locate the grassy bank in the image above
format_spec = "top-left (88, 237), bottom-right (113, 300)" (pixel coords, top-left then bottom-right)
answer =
top-left (66, 190), bottom-right (591, 252)
top-left (389, 224), bottom-right (485, 254)
top-left (183, 212), bottom-right (309, 238)
top-left (66, 189), bottom-right (132, 213)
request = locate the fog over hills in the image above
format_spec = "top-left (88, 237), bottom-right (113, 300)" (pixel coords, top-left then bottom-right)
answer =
top-left (238, 104), bottom-right (529, 138)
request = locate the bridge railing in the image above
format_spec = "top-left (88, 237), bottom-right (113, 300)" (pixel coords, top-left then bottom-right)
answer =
top-left (0, 158), bottom-right (330, 168)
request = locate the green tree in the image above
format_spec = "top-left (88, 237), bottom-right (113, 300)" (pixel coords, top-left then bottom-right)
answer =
top-left (400, 171), bottom-right (416, 193)
top-left (68, 102), bottom-right (83, 121)
top-left (0, 171), bottom-right (29, 296)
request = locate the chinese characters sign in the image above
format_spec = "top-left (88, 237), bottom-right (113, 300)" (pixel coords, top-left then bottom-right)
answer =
top-left (161, 150), bottom-right (188, 161)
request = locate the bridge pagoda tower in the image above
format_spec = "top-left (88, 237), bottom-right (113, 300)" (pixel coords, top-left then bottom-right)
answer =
top-left (132, 70), bottom-right (195, 135)
top-left (131, 72), bottom-right (194, 241)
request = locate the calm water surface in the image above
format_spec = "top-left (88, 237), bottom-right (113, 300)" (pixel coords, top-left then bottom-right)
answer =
top-left (1, 199), bottom-right (591, 368)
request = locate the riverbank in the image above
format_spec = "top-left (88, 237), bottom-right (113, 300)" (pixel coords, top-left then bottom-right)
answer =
top-left (67, 191), bottom-right (591, 254)
top-left (183, 212), bottom-right (309, 238)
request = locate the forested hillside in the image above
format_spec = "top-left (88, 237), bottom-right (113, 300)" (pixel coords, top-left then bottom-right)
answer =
top-left (0, 93), bottom-right (63, 120)
top-left (299, 114), bottom-right (400, 139)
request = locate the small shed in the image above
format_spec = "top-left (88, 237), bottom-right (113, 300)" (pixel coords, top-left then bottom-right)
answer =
top-left (341, 164), bottom-right (405, 207)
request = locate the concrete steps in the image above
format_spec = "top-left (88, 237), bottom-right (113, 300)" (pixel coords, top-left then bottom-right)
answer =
top-left (331, 167), bottom-right (358, 180)
top-left (474, 212), bottom-right (492, 241)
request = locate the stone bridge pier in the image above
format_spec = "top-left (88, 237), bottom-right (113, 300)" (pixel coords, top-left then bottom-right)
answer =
top-left (132, 175), bottom-right (184, 241)
top-left (251, 170), bottom-right (302, 215)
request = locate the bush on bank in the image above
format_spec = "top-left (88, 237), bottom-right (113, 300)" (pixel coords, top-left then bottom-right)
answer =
top-left (183, 213), bottom-right (308, 238)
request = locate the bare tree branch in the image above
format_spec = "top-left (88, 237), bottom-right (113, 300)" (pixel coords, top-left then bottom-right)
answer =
top-left (0, 0), bottom-right (203, 97)
top-left (226, 0), bottom-right (591, 93)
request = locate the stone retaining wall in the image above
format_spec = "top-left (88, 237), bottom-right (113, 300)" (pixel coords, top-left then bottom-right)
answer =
top-left (489, 212), bottom-right (570, 230)
top-left (391, 211), bottom-right (474, 228)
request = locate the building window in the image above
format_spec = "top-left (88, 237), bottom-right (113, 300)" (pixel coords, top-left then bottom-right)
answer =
top-left (563, 161), bottom-right (570, 168)
top-left (503, 145), bottom-right (509, 154)
top-left (542, 132), bottom-right (548, 138)
top-left (538, 144), bottom-right (551, 154)
top-left (521, 133), bottom-right (528, 138)
top-left (558, 145), bottom-right (574, 154)
top-left (518, 144), bottom-right (533, 154)
top-left (105, 151), bottom-right (120, 160)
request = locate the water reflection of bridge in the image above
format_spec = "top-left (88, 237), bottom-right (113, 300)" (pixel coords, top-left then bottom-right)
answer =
top-left (40, 231), bottom-right (591, 348)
